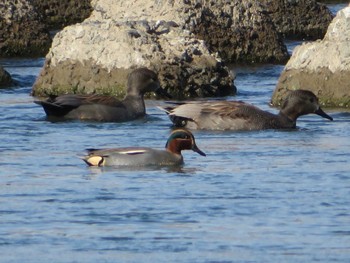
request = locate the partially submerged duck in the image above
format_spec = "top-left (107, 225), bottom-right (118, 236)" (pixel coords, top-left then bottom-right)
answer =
top-left (83, 129), bottom-right (206, 167)
top-left (35, 68), bottom-right (170, 122)
top-left (162, 90), bottom-right (333, 131)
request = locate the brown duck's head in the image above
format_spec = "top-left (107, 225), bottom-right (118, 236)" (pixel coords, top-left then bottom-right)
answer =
top-left (281, 89), bottom-right (333, 121)
top-left (126, 67), bottom-right (171, 98)
top-left (165, 129), bottom-right (206, 156)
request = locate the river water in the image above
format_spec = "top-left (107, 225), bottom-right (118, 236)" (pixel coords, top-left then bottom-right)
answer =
top-left (1, 5), bottom-right (350, 263)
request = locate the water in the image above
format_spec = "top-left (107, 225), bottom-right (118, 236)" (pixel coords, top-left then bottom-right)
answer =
top-left (1, 6), bottom-right (350, 263)
top-left (1, 57), bottom-right (349, 263)
top-left (328, 3), bottom-right (349, 15)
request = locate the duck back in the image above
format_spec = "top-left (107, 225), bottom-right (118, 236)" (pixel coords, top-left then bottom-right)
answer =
top-left (168, 101), bottom-right (295, 130)
top-left (85, 147), bottom-right (183, 166)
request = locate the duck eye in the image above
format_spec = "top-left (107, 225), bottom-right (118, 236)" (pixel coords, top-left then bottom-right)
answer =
top-left (309, 98), bottom-right (314, 103)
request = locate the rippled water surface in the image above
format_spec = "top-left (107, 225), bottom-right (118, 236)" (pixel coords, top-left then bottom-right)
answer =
top-left (1, 7), bottom-right (350, 262)
top-left (1, 56), bottom-right (349, 263)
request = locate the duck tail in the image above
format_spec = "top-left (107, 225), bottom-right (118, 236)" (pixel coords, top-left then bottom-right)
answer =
top-left (82, 155), bottom-right (105, 167)
top-left (34, 99), bottom-right (72, 117)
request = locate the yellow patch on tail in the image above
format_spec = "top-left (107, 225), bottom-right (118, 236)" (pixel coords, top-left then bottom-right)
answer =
top-left (86, 156), bottom-right (105, 166)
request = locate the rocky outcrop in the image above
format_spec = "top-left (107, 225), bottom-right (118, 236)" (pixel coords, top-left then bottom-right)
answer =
top-left (0, 0), bottom-right (51, 57)
top-left (32, 20), bottom-right (234, 99)
top-left (191, 1), bottom-right (288, 63)
top-left (32, 0), bottom-right (293, 99)
top-left (271, 5), bottom-right (350, 108)
top-left (32, 0), bottom-right (92, 30)
top-left (89, 0), bottom-right (288, 64)
top-left (262, 0), bottom-right (334, 40)
top-left (317, 0), bottom-right (348, 3)
top-left (0, 66), bottom-right (12, 87)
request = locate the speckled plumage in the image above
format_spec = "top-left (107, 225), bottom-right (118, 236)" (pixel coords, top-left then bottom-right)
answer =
top-left (163, 90), bottom-right (333, 130)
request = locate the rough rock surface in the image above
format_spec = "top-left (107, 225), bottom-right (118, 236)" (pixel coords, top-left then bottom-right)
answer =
top-left (0, 66), bottom-right (12, 87)
top-left (32, 20), bottom-right (234, 99)
top-left (32, 0), bottom-right (92, 30)
top-left (90, 0), bottom-right (288, 64)
top-left (317, 0), bottom-right (348, 3)
top-left (272, 5), bottom-right (350, 108)
top-left (262, 0), bottom-right (334, 40)
top-left (32, 0), bottom-right (294, 99)
top-left (0, 0), bottom-right (51, 57)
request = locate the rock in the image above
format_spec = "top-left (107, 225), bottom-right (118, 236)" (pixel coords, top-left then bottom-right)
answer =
top-left (0, 66), bottom-right (12, 87)
top-left (271, 5), bottom-right (350, 108)
top-left (0, 0), bottom-right (52, 57)
top-left (192, 1), bottom-right (289, 63)
top-left (317, 0), bottom-right (348, 3)
top-left (32, 0), bottom-right (293, 99)
top-left (32, 20), bottom-right (234, 99)
top-left (89, 0), bottom-right (288, 63)
top-left (262, 0), bottom-right (334, 40)
top-left (32, 0), bottom-right (92, 30)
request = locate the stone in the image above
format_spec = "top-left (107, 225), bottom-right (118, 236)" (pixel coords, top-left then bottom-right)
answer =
top-left (32, 0), bottom-right (293, 99)
top-left (32, 20), bottom-right (234, 99)
top-left (32, 0), bottom-right (92, 30)
top-left (271, 5), bottom-right (350, 108)
top-left (89, 0), bottom-right (288, 63)
top-left (0, 66), bottom-right (12, 87)
top-left (0, 0), bottom-right (52, 57)
top-left (261, 0), bottom-right (334, 40)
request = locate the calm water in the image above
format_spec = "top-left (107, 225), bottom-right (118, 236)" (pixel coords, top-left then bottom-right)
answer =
top-left (1, 7), bottom-right (350, 263)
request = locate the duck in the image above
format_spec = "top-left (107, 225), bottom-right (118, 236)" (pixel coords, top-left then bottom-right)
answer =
top-left (161, 89), bottom-right (333, 131)
top-left (34, 67), bottom-right (170, 122)
top-left (82, 129), bottom-right (206, 167)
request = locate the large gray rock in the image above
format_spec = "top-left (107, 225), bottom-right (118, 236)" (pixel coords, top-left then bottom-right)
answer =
top-left (0, 0), bottom-right (51, 57)
top-left (0, 66), bottom-right (12, 87)
top-left (262, 0), bottom-right (333, 40)
top-left (32, 0), bottom-right (291, 98)
top-left (272, 5), bottom-right (350, 108)
top-left (90, 0), bottom-right (288, 64)
top-left (32, 20), bottom-right (234, 99)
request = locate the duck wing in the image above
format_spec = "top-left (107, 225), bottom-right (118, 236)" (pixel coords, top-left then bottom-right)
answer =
top-left (34, 94), bottom-right (123, 117)
top-left (85, 147), bottom-right (149, 156)
top-left (166, 101), bottom-right (273, 130)
top-left (83, 147), bottom-right (179, 166)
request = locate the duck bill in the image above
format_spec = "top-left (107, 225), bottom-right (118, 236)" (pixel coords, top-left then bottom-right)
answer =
top-left (156, 87), bottom-right (172, 99)
top-left (315, 107), bottom-right (333, 121)
top-left (192, 144), bottom-right (206, 156)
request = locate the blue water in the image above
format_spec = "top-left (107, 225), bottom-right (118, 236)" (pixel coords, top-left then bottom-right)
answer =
top-left (1, 5), bottom-right (350, 263)
top-left (1, 55), bottom-right (349, 263)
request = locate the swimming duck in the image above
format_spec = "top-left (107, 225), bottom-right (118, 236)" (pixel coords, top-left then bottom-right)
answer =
top-left (83, 129), bottom-right (206, 167)
top-left (34, 68), bottom-right (170, 122)
top-left (162, 90), bottom-right (333, 130)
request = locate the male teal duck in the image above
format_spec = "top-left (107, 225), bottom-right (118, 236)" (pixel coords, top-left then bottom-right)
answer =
top-left (34, 68), bottom-right (170, 122)
top-left (162, 90), bottom-right (333, 131)
top-left (83, 129), bottom-right (206, 167)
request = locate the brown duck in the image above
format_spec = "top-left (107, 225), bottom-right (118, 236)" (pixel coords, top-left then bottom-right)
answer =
top-left (162, 90), bottom-right (333, 131)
